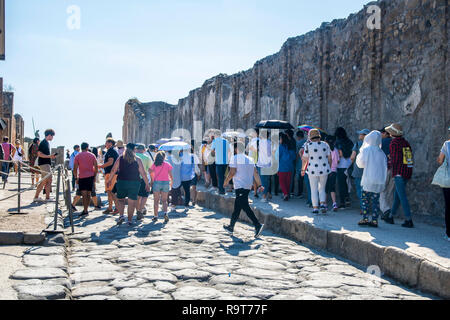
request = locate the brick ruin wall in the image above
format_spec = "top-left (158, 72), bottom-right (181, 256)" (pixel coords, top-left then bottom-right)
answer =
top-left (123, 0), bottom-right (449, 218)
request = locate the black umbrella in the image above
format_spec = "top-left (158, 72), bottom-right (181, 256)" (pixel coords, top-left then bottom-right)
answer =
top-left (255, 120), bottom-right (294, 130)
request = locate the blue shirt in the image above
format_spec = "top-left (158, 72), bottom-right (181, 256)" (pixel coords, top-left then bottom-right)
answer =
top-left (277, 144), bottom-right (296, 173)
top-left (180, 153), bottom-right (197, 182)
top-left (382, 137), bottom-right (392, 156)
top-left (167, 155), bottom-right (182, 188)
top-left (211, 137), bottom-right (231, 165)
top-left (69, 151), bottom-right (79, 170)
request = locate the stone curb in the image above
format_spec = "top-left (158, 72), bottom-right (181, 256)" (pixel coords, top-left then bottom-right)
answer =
top-left (0, 231), bottom-right (45, 245)
top-left (196, 190), bottom-right (449, 299)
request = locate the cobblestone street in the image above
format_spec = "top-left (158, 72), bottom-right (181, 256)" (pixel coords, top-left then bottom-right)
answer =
top-left (50, 200), bottom-right (434, 300)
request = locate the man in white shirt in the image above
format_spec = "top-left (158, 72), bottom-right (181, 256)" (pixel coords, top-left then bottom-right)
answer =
top-left (223, 141), bottom-right (265, 238)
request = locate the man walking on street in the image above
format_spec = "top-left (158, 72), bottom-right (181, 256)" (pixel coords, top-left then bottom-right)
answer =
top-left (383, 123), bottom-right (415, 228)
top-left (33, 129), bottom-right (56, 203)
top-left (223, 142), bottom-right (265, 238)
top-left (99, 138), bottom-right (119, 214)
top-left (73, 142), bottom-right (98, 217)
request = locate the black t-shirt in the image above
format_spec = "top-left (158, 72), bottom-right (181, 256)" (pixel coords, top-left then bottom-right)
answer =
top-left (104, 148), bottom-right (119, 174)
top-left (38, 139), bottom-right (51, 166)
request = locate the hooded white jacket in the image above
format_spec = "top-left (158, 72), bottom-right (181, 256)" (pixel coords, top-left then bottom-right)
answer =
top-left (356, 131), bottom-right (387, 193)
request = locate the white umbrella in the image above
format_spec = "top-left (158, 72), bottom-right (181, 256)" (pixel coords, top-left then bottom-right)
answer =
top-left (158, 141), bottom-right (191, 151)
top-left (156, 138), bottom-right (171, 145)
top-left (169, 137), bottom-right (182, 142)
top-left (222, 131), bottom-right (247, 139)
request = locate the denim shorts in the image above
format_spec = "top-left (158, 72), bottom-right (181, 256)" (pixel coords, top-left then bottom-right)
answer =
top-left (153, 180), bottom-right (170, 193)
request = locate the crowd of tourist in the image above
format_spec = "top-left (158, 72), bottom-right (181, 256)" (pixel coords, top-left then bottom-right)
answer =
top-left (0, 122), bottom-right (448, 241)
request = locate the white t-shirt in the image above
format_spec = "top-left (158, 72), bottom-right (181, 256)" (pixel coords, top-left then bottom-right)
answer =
top-left (229, 154), bottom-right (255, 190)
top-left (249, 138), bottom-right (272, 168)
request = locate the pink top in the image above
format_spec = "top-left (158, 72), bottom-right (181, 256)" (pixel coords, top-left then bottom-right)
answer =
top-left (1, 143), bottom-right (12, 160)
top-left (330, 149), bottom-right (340, 172)
top-left (151, 161), bottom-right (173, 182)
top-left (74, 152), bottom-right (97, 179)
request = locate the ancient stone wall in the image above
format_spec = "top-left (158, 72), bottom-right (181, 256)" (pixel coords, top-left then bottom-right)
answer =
top-left (123, 0), bottom-right (449, 218)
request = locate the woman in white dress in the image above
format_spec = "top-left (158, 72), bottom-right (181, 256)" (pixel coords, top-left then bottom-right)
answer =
top-left (12, 140), bottom-right (22, 175)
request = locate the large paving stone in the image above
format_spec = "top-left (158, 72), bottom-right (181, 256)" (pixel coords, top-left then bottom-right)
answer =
top-left (234, 268), bottom-right (284, 280)
top-left (72, 286), bottom-right (117, 298)
top-left (140, 270), bottom-right (178, 283)
top-left (173, 269), bottom-right (211, 281)
top-left (25, 247), bottom-right (66, 256)
top-left (14, 284), bottom-right (68, 300)
top-left (117, 288), bottom-right (170, 300)
top-left (162, 261), bottom-right (198, 271)
top-left (23, 255), bottom-right (67, 269)
top-left (11, 268), bottom-right (67, 280)
top-left (210, 274), bottom-right (248, 285)
top-left (71, 271), bottom-right (124, 283)
top-left (110, 278), bottom-right (147, 290)
top-left (172, 286), bottom-right (223, 300)
top-left (153, 281), bottom-right (177, 293)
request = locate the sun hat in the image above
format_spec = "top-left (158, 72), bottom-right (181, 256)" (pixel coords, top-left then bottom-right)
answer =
top-left (385, 123), bottom-right (403, 137)
top-left (309, 129), bottom-right (321, 140)
top-left (116, 140), bottom-right (124, 148)
top-left (357, 129), bottom-right (371, 136)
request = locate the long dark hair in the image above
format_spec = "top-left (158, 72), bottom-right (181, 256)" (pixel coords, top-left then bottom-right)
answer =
top-left (154, 151), bottom-right (166, 167)
top-left (335, 127), bottom-right (348, 140)
top-left (280, 133), bottom-right (288, 146)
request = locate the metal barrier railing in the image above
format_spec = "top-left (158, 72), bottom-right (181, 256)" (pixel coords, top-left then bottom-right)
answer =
top-left (0, 159), bottom-right (75, 234)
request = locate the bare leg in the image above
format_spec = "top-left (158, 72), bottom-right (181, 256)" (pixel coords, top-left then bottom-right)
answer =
top-left (191, 185), bottom-right (197, 205)
top-left (127, 199), bottom-right (137, 222)
top-left (81, 191), bottom-right (91, 213)
top-left (72, 195), bottom-right (81, 207)
top-left (117, 199), bottom-right (126, 216)
top-left (161, 192), bottom-right (169, 213)
top-left (44, 178), bottom-right (52, 199)
top-left (34, 176), bottom-right (50, 199)
top-left (107, 191), bottom-right (114, 210)
top-left (153, 192), bottom-right (160, 217)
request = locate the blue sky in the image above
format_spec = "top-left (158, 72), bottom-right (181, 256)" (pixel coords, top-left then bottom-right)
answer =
top-left (0, 0), bottom-right (370, 149)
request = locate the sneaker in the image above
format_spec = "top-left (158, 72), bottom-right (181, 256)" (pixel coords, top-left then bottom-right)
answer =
top-left (312, 209), bottom-right (319, 215)
top-left (33, 197), bottom-right (45, 203)
top-left (332, 203), bottom-right (338, 212)
top-left (117, 215), bottom-right (125, 225)
top-left (401, 220), bottom-right (414, 228)
top-left (320, 205), bottom-right (327, 214)
top-left (381, 210), bottom-right (391, 221)
top-left (164, 213), bottom-right (169, 223)
top-left (283, 195), bottom-right (289, 202)
top-left (358, 218), bottom-right (370, 226)
top-left (152, 217), bottom-right (158, 223)
top-left (255, 224), bottom-right (264, 238)
top-left (368, 220), bottom-right (379, 228)
top-left (223, 225), bottom-right (234, 234)
top-left (71, 205), bottom-right (78, 211)
top-left (385, 216), bottom-right (395, 225)
top-left (142, 208), bottom-right (147, 215)
top-left (103, 208), bottom-right (112, 214)
top-left (136, 211), bottom-right (144, 221)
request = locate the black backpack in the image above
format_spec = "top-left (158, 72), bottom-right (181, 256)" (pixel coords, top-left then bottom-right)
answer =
top-left (340, 139), bottom-right (354, 159)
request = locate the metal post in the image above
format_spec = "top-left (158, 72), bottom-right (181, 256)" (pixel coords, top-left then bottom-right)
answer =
top-left (9, 162), bottom-right (28, 215)
top-left (66, 177), bottom-right (74, 233)
top-left (17, 162), bottom-right (21, 214)
top-left (54, 165), bottom-right (61, 231)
